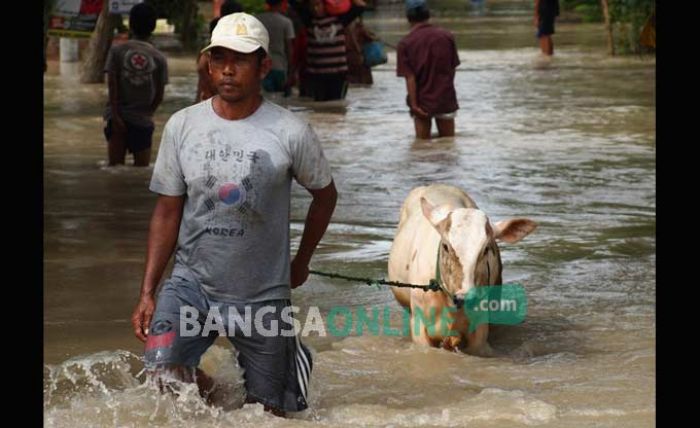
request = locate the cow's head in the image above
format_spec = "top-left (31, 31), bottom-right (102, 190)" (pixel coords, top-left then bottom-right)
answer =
top-left (420, 197), bottom-right (537, 307)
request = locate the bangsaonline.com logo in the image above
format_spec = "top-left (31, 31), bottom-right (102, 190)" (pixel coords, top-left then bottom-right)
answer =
top-left (176, 284), bottom-right (527, 338)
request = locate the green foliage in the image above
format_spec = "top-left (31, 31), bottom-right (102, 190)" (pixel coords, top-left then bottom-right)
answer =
top-left (562, 0), bottom-right (655, 54)
top-left (561, 0), bottom-right (603, 22)
top-left (145, 0), bottom-right (194, 25)
top-left (145, 0), bottom-right (201, 50)
top-left (609, 0), bottom-right (655, 54)
top-left (237, 0), bottom-right (266, 15)
top-left (574, 4), bottom-right (603, 22)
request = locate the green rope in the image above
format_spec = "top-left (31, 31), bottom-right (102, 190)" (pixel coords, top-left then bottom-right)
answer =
top-left (309, 270), bottom-right (442, 292)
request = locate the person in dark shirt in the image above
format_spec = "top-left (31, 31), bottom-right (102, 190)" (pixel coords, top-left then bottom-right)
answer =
top-left (103, 3), bottom-right (168, 166)
top-left (535, 0), bottom-right (559, 56)
top-left (396, 0), bottom-right (460, 139)
top-left (345, 17), bottom-right (377, 85)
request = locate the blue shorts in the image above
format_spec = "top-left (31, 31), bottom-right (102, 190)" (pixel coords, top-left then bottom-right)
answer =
top-left (103, 119), bottom-right (154, 154)
top-left (262, 69), bottom-right (287, 93)
top-left (144, 273), bottom-right (312, 412)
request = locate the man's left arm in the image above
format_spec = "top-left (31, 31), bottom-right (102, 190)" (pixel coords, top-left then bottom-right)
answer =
top-left (291, 180), bottom-right (338, 288)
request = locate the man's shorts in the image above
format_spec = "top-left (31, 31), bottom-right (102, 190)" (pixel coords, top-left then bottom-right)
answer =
top-left (537, 15), bottom-right (556, 37)
top-left (103, 119), bottom-right (154, 154)
top-left (307, 73), bottom-right (349, 102)
top-left (144, 273), bottom-right (312, 412)
top-left (262, 69), bottom-right (287, 93)
top-left (410, 110), bottom-right (458, 120)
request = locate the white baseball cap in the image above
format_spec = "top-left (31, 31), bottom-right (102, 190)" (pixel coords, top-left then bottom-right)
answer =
top-left (201, 13), bottom-right (269, 54)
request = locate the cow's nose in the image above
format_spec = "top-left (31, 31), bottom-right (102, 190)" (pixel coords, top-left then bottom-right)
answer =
top-left (453, 296), bottom-right (465, 308)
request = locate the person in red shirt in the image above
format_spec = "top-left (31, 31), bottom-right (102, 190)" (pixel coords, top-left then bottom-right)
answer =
top-left (80, 0), bottom-right (103, 15)
top-left (397, 0), bottom-right (460, 139)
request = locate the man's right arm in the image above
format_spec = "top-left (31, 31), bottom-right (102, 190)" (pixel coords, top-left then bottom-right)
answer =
top-left (105, 48), bottom-right (126, 133)
top-left (131, 194), bottom-right (185, 342)
top-left (107, 70), bottom-right (126, 133)
top-left (405, 74), bottom-right (428, 118)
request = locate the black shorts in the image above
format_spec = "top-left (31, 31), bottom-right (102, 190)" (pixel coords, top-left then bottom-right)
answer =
top-left (103, 119), bottom-right (154, 154)
top-left (307, 73), bottom-right (349, 102)
top-left (537, 15), bottom-right (556, 37)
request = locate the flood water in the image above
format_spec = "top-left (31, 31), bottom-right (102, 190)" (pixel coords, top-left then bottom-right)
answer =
top-left (44, 1), bottom-right (655, 426)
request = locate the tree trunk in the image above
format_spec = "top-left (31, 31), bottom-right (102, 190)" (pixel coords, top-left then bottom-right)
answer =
top-left (180, 0), bottom-right (199, 51)
top-left (44, 0), bottom-right (56, 73)
top-left (600, 0), bottom-right (615, 56)
top-left (80, 0), bottom-right (114, 84)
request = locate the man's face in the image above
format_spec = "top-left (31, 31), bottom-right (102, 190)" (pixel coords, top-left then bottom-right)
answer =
top-left (208, 47), bottom-right (270, 103)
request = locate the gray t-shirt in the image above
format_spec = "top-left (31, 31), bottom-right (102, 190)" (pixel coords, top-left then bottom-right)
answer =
top-left (103, 39), bottom-right (168, 127)
top-left (150, 99), bottom-right (332, 302)
top-left (256, 12), bottom-right (295, 72)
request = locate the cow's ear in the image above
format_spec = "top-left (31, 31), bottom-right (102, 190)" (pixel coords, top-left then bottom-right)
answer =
top-left (492, 219), bottom-right (537, 243)
top-left (420, 197), bottom-right (434, 221)
top-left (421, 197), bottom-right (450, 226)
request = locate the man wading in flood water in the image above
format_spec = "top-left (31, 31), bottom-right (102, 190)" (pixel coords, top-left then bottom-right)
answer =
top-left (131, 12), bottom-right (337, 416)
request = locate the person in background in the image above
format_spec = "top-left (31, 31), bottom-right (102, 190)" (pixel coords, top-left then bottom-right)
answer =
top-left (396, 0), bottom-right (460, 139)
top-left (301, 0), bottom-right (366, 101)
top-left (345, 16), bottom-right (377, 85)
top-left (534, 0), bottom-right (559, 56)
top-left (257, 0), bottom-right (296, 96)
top-left (104, 3), bottom-right (168, 166)
top-left (288, 0), bottom-right (311, 97)
top-left (195, 0), bottom-right (244, 102)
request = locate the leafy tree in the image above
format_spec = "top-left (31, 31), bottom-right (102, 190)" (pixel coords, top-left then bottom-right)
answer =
top-left (145, 0), bottom-right (201, 50)
top-left (561, 0), bottom-right (655, 54)
top-left (608, 0), bottom-right (654, 54)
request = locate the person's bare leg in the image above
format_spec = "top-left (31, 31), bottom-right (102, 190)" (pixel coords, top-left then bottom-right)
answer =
top-left (539, 36), bottom-right (548, 55)
top-left (435, 118), bottom-right (455, 137)
top-left (414, 116), bottom-right (431, 140)
top-left (540, 35), bottom-right (553, 56)
top-left (133, 148), bottom-right (152, 167)
top-left (108, 133), bottom-right (127, 166)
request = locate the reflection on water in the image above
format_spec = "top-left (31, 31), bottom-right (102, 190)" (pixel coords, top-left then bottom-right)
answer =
top-left (44, 1), bottom-right (655, 426)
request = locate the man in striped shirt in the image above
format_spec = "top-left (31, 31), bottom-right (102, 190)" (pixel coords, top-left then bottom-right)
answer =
top-left (302, 0), bottom-right (366, 101)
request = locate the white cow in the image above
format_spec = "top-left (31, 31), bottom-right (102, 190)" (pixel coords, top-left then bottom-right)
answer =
top-left (388, 184), bottom-right (537, 355)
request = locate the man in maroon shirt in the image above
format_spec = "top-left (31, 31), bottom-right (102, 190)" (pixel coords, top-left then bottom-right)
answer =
top-left (397, 0), bottom-right (460, 139)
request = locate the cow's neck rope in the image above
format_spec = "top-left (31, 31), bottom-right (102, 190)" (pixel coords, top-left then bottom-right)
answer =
top-left (311, 244), bottom-right (493, 306)
top-left (308, 244), bottom-right (453, 297)
top-left (308, 270), bottom-right (441, 291)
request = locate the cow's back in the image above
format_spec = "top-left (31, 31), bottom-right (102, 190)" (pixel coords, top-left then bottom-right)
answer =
top-left (398, 185), bottom-right (477, 224)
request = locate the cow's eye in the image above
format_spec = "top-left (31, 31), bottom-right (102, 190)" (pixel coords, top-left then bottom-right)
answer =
top-left (442, 244), bottom-right (449, 252)
top-left (483, 247), bottom-right (490, 256)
